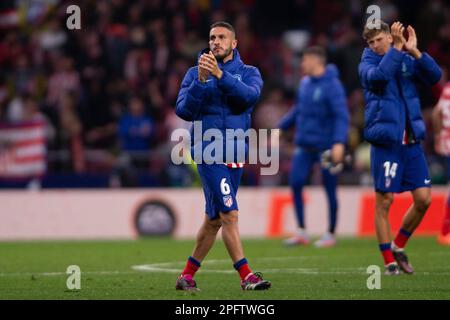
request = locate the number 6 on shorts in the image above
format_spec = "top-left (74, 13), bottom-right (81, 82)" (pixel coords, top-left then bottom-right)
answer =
top-left (220, 178), bottom-right (231, 195)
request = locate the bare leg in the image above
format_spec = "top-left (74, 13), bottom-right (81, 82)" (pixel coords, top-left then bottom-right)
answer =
top-left (400, 187), bottom-right (431, 233)
top-left (220, 210), bottom-right (245, 263)
top-left (219, 210), bottom-right (272, 289)
top-left (191, 214), bottom-right (222, 262)
top-left (375, 192), bottom-right (394, 244)
top-left (390, 188), bottom-right (430, 274)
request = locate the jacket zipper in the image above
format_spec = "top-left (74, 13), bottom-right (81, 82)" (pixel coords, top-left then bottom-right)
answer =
top-left (395, 76), bottom-right (413, 143)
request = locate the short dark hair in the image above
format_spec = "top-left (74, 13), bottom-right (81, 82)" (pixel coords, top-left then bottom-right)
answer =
top-left (362, 20), bottom-right (390, 41)
top-left (210, 21), bottom-right (236, 37)
top-left (302, 46), bottom-right (327, 63)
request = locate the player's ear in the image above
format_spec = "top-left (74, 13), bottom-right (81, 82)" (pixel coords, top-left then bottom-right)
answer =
top-left (232, 39), bottom-right (237, 50)
top-left (387, 33), bottom-right (393, 44)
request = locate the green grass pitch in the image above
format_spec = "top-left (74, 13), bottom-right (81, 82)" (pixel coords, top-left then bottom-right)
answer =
top-left (0, 237), bottom-right (449, 299)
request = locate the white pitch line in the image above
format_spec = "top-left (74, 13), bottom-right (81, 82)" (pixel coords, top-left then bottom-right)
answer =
top-left (2, 256), bottom-right (450, 278)
top-left (130, 257), bottom-right (320, 274)
top-left (2, 269), bottom-right (450, 277)
top-left (130, 257), bottom-right (450, 275)
top-left (3, 269), bottom-right (450, 277)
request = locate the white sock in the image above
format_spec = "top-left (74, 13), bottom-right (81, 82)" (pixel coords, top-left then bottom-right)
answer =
top-left (391, 242), bottom-right (403, 252)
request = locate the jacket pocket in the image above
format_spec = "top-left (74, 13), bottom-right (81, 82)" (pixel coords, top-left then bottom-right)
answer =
top-left (224, 114), bottom-right (249, 131)
top-left (365, 101), bottom-right (380, 127)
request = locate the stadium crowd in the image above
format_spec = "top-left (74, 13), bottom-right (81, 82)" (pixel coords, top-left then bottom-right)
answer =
top-left (1, 0), bottom-right (449, 187)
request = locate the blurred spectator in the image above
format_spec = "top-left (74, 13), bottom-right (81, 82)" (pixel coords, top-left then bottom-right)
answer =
top-left (39, 17), bottom-right (67, 52)
top-left (46, 56), bottom-right (80, 107)
top-left (22, 94), bottom-right (55, 143)
top-left (253, 88), bottom-right (291, 130)
top-left (11, 53), bottom-right (36, 95)
top-left (118, 96), bottom-right (153, 152)
top-left (58, 91), bottom-right (85, 172)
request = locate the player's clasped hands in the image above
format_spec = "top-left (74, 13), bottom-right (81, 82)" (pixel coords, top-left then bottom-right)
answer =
top-left (198, 55), bottom-right (210, 83)
top-left (391, 21), bottom-right (405, 48)
top-left (404, 25), bottom-right (419, 54)
top-left (391, 21), bottom-right (421, 58)
top-left (198, 51), bottom-right (223, 80)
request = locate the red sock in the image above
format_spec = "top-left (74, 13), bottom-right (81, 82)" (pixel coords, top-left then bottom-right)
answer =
top-left (393, 228), bottom-right (412, 249)
top-left (182, 256), bottom-right (201, 277)
top-left (237, 264), bottom-right (252, 280)
top-left (379, 243), bottom-right (395, 266)
top-left (233, 258), bottom-right (252, 280)
top-left (381, 249), bottom-right (395, 265)
top-left (442, 201), bottom-right (450, 236)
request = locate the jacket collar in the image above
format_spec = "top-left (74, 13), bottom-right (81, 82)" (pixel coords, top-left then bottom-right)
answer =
top-left (361, 47), bottom-right (405, 63)
top-left (218, 48), bottom-right (243, 70)
top-left (361, 47), bottom-right (384, 63)
top-left (310, 64), bottom-right (340, 81)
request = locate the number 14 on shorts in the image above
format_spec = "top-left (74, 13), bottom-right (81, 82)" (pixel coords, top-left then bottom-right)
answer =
top-left (383, 161), bottom-right (398, 188)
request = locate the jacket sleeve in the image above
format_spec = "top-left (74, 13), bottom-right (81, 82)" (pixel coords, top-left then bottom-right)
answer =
top-left (278, 106), bottom-right (296, 131)
top-left (175, 68), bottom-right (208, 121)
top-left (413, 52), bottom-right (442, 86)
top-left (328, 79), bottom-right (349, 144)
top-left (359, 47), bottom-right (404, 90)
top-left (217, 66), bottom-right (263, 114)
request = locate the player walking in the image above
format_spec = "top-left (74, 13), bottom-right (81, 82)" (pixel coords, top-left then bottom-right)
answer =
top-left (174, 22), bottom-right (271, 290)
top-left (359, 21), bottom-right (441, 274)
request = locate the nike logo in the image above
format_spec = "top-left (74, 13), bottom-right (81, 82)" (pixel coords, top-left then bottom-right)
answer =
top-left (424, 179), bottom-right (431, 184)
top-left (206, 79), bottom-right (213, 82)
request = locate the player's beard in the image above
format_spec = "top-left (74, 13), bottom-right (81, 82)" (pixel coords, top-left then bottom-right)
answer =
top-left (213, 45), bottom-right (233, 62)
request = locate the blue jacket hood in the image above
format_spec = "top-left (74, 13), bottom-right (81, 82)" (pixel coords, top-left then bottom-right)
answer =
top-left (361, 47), bottom-right (384, 64)
top-left (306, 63), bottom-right (339, 81)
top-left (323, 64), bottom-right (340, 79)
top-left (310, 64), bottom-right (340, 81)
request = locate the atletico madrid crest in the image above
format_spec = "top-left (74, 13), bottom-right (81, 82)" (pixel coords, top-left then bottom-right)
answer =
top-left (385, 177), bottom-right (391, 189)
top-left (223, 195), bottom-right (233, 208)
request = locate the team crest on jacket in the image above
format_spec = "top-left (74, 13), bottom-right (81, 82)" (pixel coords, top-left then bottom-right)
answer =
top-left (401, 62), bottom-right (411, 77)
top-left (313, 88), bottom-right (322, 101)
top-left (223, 195), bottom-right (233, 208)
top-left (233, 74), bottom-right (242, 82)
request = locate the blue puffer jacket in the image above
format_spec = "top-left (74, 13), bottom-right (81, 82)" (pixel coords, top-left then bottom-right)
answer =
top-left (175, 49), bottom-right (263, 163)
top-left (278, 64), bottom-right (349, 151)
top-left (359, 47), bottom-right (442, 145)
